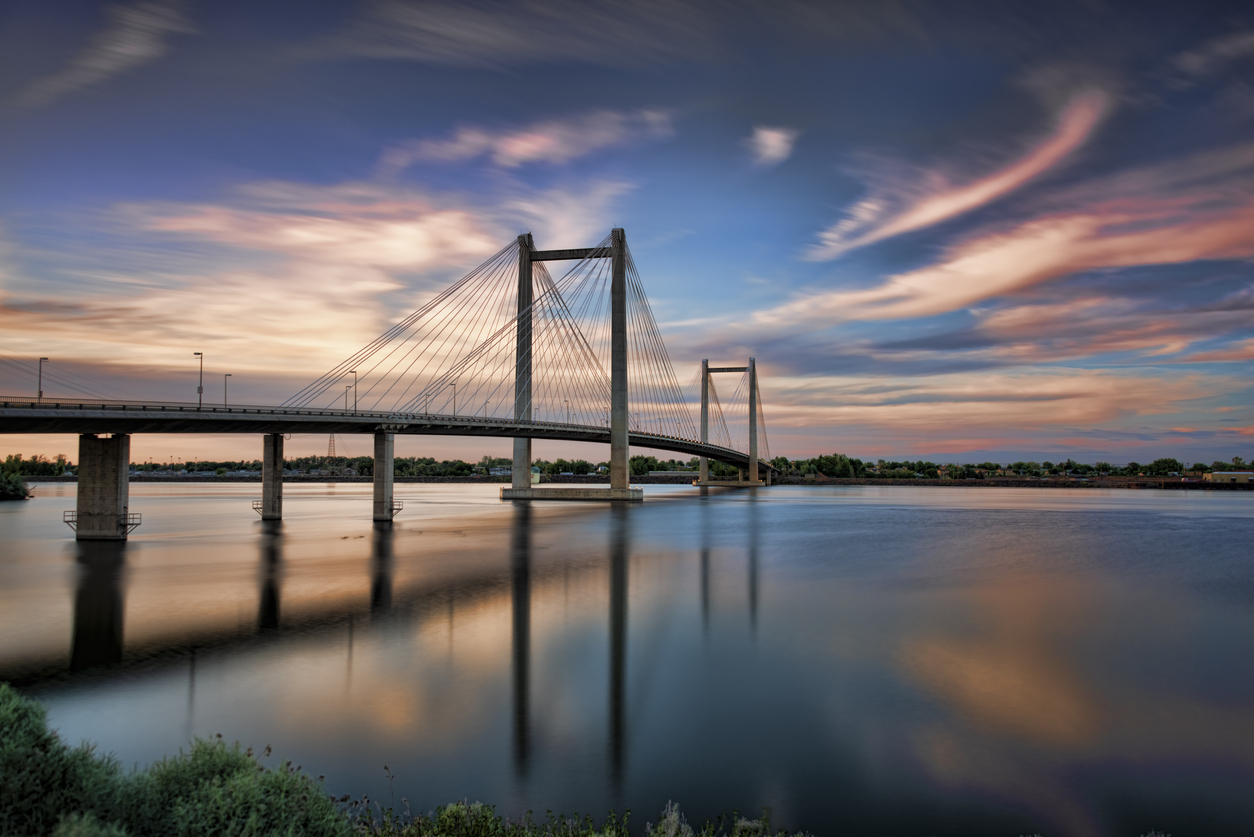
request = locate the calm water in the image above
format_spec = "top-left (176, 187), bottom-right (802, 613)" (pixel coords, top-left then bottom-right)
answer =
top-left (3, 483), bottom-right (1254, 836)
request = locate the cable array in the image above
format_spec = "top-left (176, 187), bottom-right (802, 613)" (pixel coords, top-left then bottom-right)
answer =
top-left (286, 231), bottom-right (702, 442)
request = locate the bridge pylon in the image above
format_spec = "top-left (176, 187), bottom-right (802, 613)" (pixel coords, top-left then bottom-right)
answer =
top-left (501, 228), bottom-right (641, 502)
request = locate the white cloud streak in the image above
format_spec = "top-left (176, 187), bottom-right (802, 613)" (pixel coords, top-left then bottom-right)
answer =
top-left (10, 0), bottom-right (193, 110)
top-left (806, 91), bottom-right (1108, 261)
top-left (379, 110), bottom-right (672, 172)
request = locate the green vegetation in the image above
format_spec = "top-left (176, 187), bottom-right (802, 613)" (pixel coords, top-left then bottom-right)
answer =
top-left (1, 684), bottom-right (805, 837)
top-left (7, 450), bottom-right (1253, 483)
top-left (0, 471), bottom-right (31, 500)
top-left (3, 453), bottom-right (70, 477)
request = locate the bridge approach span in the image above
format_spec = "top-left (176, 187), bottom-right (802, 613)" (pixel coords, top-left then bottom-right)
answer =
top-left (0, 398), bottom-right (773, 472)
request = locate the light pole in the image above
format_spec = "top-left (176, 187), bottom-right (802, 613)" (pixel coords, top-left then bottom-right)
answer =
top-left (565, 398), bottom-right (569, 424)
top-left (223, 374), bottom-right (231, 407)
top-left (193, 352), bottom-right (203, 408)
top-left (38, 357), bottom-right (48, 403)
top-left (449, 383), bottom-right (456, 415)
top-left (349, 370), bottom-right (358, 414)
top-left (345, 385), bottom-right (352, 411)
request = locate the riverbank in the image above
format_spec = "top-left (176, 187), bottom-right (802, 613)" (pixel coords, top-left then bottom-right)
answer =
top-left (25, 474), bottom-right (1252, 489)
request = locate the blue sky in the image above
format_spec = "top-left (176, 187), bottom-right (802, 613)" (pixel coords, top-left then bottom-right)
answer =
top-left (2, 0), bottom-right (1253, 465)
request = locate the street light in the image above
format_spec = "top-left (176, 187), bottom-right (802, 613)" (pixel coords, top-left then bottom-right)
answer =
top-left (224, 373), bottom-right (231, 407)
top-left (38, 357), bottom-right (48, 404)
top-left (193, 352), bottom-right (203, 408)
top-left (349, 370), bottom-right (358, 414)
top-left (345, 385), bottom-right (352, 411)
top-left (448, 383), bottom-right (456, 415)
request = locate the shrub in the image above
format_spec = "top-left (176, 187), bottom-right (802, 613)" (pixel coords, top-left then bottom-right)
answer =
top-left (0, 683), bottom-right (125, 835)
top-left (0, 471), bottom-right (31, 501)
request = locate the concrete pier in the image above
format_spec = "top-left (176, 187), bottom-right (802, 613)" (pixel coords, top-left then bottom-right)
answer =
top-left (748, 357), bottom-right (759, 484)
top-left (372, 431), bottom-right (396, 522)
top-left (610, 228), bottom-right (629, 491)
top-left (74, 434), bottom-right (132, 540)
top-left (513, 233), bottom-right (534, 491)
top-left (699, 359), bottom-right (709, 484)
top-left (259, 433), bottom-right (283, 520)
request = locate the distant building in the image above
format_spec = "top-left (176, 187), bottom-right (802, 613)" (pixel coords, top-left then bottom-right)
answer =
top-left (1205, 471), bottom-right (1253, 484)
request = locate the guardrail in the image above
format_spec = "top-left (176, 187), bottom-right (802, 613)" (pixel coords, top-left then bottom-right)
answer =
top-left (63, 510), bottom-right (141, 533)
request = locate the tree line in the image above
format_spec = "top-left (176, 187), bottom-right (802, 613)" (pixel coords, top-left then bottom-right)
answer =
top-left (4, 452), bottom-right (1252, 480)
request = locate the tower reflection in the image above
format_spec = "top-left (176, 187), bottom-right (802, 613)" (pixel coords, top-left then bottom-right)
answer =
top-left (510, 502), bottom-right (532, 780)
top-left (748, 493), bottom-right (759, 636)
top-left (608, 503), bottom-right (629, 793)
top-left (258, 519), bottom-right (282, 632)
top-left (71, 541), bottom-right (126, 672)
top-left (371, 522), bottom-right (394, 616)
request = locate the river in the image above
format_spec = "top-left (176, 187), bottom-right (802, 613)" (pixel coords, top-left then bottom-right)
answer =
top-left (3, 483), bottom-right (1254, 836)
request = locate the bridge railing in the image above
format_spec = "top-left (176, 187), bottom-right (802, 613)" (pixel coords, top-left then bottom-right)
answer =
top-left (1, 395), bottom-right (774, 469)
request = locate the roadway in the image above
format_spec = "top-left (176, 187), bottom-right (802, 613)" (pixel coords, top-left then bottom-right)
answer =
top-left (0, 396), bottom-right (775, 473)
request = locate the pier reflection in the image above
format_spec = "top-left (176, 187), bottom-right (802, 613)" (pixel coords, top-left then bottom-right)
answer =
top-left (510, 503), bottom-right (532, 780)
top-left (608, 504), bottom-right (629, 792)
top-left (258, 520), bottom-right (282, 632)
top-left (71, 541), bottom-right (126, 672)
top-left (371, 522), bottom-right (394, 616)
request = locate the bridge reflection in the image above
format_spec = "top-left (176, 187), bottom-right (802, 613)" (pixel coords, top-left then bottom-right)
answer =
top-left (44, 497), bottom-right (766, 796)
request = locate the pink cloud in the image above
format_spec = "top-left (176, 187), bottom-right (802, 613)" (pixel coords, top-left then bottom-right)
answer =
top-left (760, 140), bottom-right (1254, 326)
top-left (806, 91), bottom-right (1108, 261)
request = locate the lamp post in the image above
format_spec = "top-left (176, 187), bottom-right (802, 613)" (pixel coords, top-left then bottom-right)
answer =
top-left (449, 383), bottom-right (456, 415)
top-left (349, 370), bottom-right (357, 414)
top-left (37, 357), bottom-right (48, 403)
top-left (346, 385), bottom-right (352, 411)
top-left (223, 374), bottom-right (231, 407)
top-left (565, 398), bottom-right (569, 424)
top-left (193, 352), bottom-right (203, 408)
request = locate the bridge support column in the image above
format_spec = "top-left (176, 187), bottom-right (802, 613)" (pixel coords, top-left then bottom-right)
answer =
top-left (513, 234), bottom-right (534, 491)
top-left (260, 433), bottom-right (283, 520)
top-left (373, 431), bottom-right (395, 523)
top-left (748, 357), bottom-right (759, 485)
top-left (610, 228), bottom-right (629, 491)
top-left (699, 359), bottom-right (709, 484)
top-left (74, 434), bottom-right (131, 540)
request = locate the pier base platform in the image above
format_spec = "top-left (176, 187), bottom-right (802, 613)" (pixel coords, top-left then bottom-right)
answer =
top-left (692, 480), bottom-right (764, 488)
top-left (501, 487), bottom-right (643, 502)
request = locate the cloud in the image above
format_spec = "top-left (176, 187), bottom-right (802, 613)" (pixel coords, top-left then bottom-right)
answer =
top-left (760, 139), bottom-right (1254, 326)
top-left (1171, 29), bottom-right (1254, 81)
top-left (378, 110), bottom-right (671, 172)
top-left (745, 126), bottom-right (799, 167)
top-left (10, 0), bottom-right (193, 110)
top-left (333, 0), bottom-right (717, 68)
top-left (806, 91), bottom-right (1108, 261)
top-left (0, 175), bottom-right (630, 379)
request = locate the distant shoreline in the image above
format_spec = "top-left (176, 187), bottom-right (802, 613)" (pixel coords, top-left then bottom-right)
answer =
top-left (24, 474), bottom-right (1252, 490)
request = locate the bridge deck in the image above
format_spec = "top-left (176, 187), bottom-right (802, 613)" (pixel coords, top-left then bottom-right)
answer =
top-left (0, 397), bottom-right (774, 471)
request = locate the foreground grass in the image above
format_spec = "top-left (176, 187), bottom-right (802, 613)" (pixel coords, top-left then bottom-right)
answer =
top-left (0, 683), bottom-right (804, 837)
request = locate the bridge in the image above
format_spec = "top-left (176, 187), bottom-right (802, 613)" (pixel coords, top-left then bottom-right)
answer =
top-left (0, 228), bottom-right (774, 539)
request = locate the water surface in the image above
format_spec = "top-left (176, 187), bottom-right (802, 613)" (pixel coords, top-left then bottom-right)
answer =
top-left (3, 483), bottom-right (1254, 836)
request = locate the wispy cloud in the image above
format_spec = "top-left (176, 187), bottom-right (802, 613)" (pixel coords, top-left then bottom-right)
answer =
top-left (10, 0), bottom-right (192, 110)
top-left (1171, 29), bottom-right (1254, 82)
top-left (806, 91), bottom-right (1108, 261)
top-left (334, 0), bottom-right (716, 68)
top-left (762, 139), bottom-right (1254, 325)
top-left (378, 110), bottom-right (671, 173)
top-left (746, 126), bottom-right (799, 167)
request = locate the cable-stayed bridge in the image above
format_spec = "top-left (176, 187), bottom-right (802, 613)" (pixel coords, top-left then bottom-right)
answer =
top-left (0, 229), bottom-right (774, 539)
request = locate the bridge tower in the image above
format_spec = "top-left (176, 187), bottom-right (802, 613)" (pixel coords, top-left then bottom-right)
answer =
top-left (501, 228), bottom-right (640, 500)
top-left (697, 359), bottom-right (765, 487)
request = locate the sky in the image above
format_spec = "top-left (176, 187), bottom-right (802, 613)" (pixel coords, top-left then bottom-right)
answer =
top-left (2, 0), bottom-right (1253, 466)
